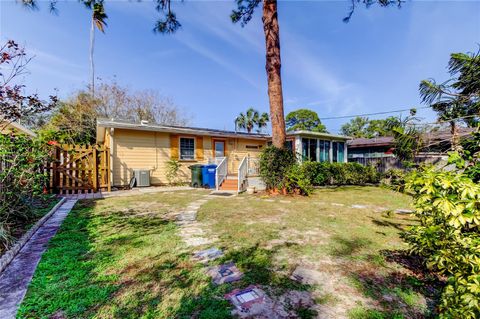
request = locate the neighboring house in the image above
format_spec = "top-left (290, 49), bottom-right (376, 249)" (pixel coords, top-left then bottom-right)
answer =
top-left (347, 128), bottom-right (475, 160)
top-left (96, 119), bottom-right (350, 191)
top-left (286, 131), bottom-right (350, 163)
top-left (347, 137), bottom-right (394, 159)
top-left (0, 121), bottom-right (36, 137)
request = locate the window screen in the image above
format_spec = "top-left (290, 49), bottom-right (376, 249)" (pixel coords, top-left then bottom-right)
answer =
top-left (180, 137), bottom-right (195, 160)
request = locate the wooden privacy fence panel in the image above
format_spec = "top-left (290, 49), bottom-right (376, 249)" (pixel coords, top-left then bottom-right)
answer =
top-left (48, 144), bottom-right (110, 194)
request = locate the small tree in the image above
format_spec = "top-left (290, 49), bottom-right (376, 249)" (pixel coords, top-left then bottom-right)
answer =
top-left (403, 168), bottom-right (480, 318)
top-left (285, 109), bottom-right (327, 133)
top-left (419, 49), bottom-right (480, 150)
top-left (0, 40), bottom-right (57, 128)
top-left (235, 108), bottom-right (269, 133)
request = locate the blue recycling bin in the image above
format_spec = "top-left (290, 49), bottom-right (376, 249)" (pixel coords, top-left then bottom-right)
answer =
top-left (202, 164), bottom-right (217, 189)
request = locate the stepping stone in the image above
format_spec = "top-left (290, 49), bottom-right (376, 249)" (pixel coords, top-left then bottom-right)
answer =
top-left (225, 285), bottom-right (280, 318)
top-left (351, 204), bottom-right (368, 209)
top-left (279, 200), bottom-right (291, 204)
top-left (176, 212), bottom-right (197, 221)
top-left (264, 199), bottom-right (275, 202)
top-left (207, 262), bottom-right (243, 284)
top-left (193, 247), bottom-right (223, 263)
top-left (396, 209), bottom-right (414, 214)
top-left (331, 203), bottom-right (344, 207)
top-left (291, 266), bottom-right (325, 285)
top-left (183, 237), bottom-right (214, 247)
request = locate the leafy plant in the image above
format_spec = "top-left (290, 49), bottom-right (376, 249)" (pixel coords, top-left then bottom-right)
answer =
top-left (300, 162), bottom-right (380, 186)
top-left (381, 168), bottom-right (406, 192)
top-left (284, 164), bottom-right (313, 195)
top-left (165, 159), bottom-right (183, 185)
top-left (402, 168), bottom-right (480, 318)
top-left (0, 133), bottom-right (52, 252)
top-left (259, 145), bottom-right (297, 193)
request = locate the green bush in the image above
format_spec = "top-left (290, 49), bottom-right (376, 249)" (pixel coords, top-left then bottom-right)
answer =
top-left (284, 164), bottom-right (313, 196)
top-left (0, 134), bottom-right (52, 252)
top-left (381, 168), bottom-right (406, 191)
top-left (259, 146), bottom-right (296, 191)
top-left (402, 168), bottom-right (480, 318)
top-left (300, 161), bottom-right (380, 186)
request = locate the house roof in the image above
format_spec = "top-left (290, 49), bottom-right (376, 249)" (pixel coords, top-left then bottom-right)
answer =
top-left (287, 130), bottom-right (351, 141)
top-left (347, 136), bottom-right (394, 148)
top-left (347, 127), bottom-right (476, 149)
top-left (96, 118), bottom-right (269, 142)
top-left (0, 121), bottom-right (36, 137)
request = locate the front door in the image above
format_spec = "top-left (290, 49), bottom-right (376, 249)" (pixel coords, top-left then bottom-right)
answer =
top-left (214, 140), bottom-right (225, 158)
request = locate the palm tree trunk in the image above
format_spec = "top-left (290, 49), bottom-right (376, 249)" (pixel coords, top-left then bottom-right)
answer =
top-left (262, 0), bottom-right (286, 148)
top-left (90, 15), bottom-right (95, 98)
top-left (451, 121), bottom-right (460, 151)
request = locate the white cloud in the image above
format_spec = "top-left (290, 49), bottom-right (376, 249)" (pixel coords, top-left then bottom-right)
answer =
top-left (282, 30), bottom-right (365, 116)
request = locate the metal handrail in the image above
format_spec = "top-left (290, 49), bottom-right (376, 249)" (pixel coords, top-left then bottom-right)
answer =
top-left (215, 157), bottom-right (227, 191)
top-left (237, 156), bottom-right (248, 192)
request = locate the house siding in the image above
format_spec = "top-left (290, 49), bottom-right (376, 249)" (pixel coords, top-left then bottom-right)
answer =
top-left (110, 128), bottom-right (266, 187)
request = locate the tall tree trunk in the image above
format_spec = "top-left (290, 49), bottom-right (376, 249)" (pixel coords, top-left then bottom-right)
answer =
top-left (90, 15), bottom-right (95, 98)
top-left (451, 120), bottom-right (460, 151)
top-left (262, 0), bottom-right (286, 148)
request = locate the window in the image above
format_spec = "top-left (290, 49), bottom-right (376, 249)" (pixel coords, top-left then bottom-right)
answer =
top-left (180, 137), bottom-right (195, 160)
top-left (332, 142), bottom-right (345, 162)
top-left (285, 140), bottom-right (294, 152)
top-left (302, 138), bottom-right (317, 162)
top-left (319, 140), bottom-right (330, 162)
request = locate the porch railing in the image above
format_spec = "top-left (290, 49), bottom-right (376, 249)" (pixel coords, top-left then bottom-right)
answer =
top-left (237, 156), bottom-right (248, 192)
top-left (247, 157), bottom-right (260, 176)
top-left (215, 156), bottom-right (227, 191)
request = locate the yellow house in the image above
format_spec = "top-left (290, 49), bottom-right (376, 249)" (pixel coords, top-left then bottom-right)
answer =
top-left (96, 119), bottom-right (268, 191)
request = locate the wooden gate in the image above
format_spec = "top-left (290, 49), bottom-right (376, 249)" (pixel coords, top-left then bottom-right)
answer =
top-left (48, 144), bottom-right (110, 194)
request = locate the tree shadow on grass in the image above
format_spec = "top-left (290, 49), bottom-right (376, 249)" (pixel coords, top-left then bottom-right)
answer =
top-left (369, 216), bottom-right (417, 232)
top-left (105, 243), bottom-right (318, 319)
top-left (328, 235), bottom-right (373, 257)
top-left (347, 250), bottom-right (444, 319)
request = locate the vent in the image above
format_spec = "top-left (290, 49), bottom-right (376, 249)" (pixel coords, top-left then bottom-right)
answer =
top-left (133, 169), bottom-right (150, 187)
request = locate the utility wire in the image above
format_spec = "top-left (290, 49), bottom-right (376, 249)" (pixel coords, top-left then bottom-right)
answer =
top-left (319, 106), bottom-right (431, 120)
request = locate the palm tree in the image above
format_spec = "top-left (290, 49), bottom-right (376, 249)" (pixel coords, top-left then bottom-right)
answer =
top-left (87, 1), bottom-right (108, 98)
top-left (235, 108), bottom-right (269, 133)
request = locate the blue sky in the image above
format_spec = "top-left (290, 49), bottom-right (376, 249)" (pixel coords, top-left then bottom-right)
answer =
top-left (1, 0), bottom-right (479, 133)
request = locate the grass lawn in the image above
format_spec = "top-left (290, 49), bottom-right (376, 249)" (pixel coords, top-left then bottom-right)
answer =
top-left (18, 187), bottom-right (440, 319)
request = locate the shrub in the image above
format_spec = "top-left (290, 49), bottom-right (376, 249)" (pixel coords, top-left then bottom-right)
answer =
top-left (381, 168), bottom-right (406, 191)
top-left (165, 159), bottom-right (183, 185)
top-left (0, 133), bottom-right (51, 251)
top-left (300, 161), bottom-right (380, 186)
top-left (284, 164), bottom-right (313, 196)
top-left (259, 145), bottom-right (296, 191)
top-left (402, 168), bottom-right (480, 318)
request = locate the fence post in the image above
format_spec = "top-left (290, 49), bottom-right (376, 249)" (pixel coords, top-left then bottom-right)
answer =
top-left (92, 146), bottom-right (98, 193)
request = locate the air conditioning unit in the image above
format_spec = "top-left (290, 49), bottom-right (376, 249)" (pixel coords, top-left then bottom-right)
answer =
top-left (133, 169), bottom-right (150, 187)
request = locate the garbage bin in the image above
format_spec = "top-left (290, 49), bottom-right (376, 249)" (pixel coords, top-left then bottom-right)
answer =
top-left (202, 164), bottom-right (217, 189)
top-left (189, 164), bottom-right (203, 188)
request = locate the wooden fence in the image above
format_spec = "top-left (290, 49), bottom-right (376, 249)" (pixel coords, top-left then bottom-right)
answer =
top-left (349, 155), bottom-right (447, 173)
top-left (48, 144), bottom-right (110, 194)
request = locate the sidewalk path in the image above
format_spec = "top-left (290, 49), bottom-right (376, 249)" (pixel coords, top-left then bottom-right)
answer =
top-left (0, 199), bottom-right (77, 319)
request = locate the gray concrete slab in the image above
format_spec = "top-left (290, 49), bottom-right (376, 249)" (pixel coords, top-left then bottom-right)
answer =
top-left (0, 200), bottom-right (77, 319)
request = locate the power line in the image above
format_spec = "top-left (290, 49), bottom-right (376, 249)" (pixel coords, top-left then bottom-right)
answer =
top-left (319, 106), bottom-right (431, 120)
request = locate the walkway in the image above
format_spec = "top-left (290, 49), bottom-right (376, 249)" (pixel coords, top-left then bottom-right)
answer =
top-left (0, 199), bottom-right (77, 319)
